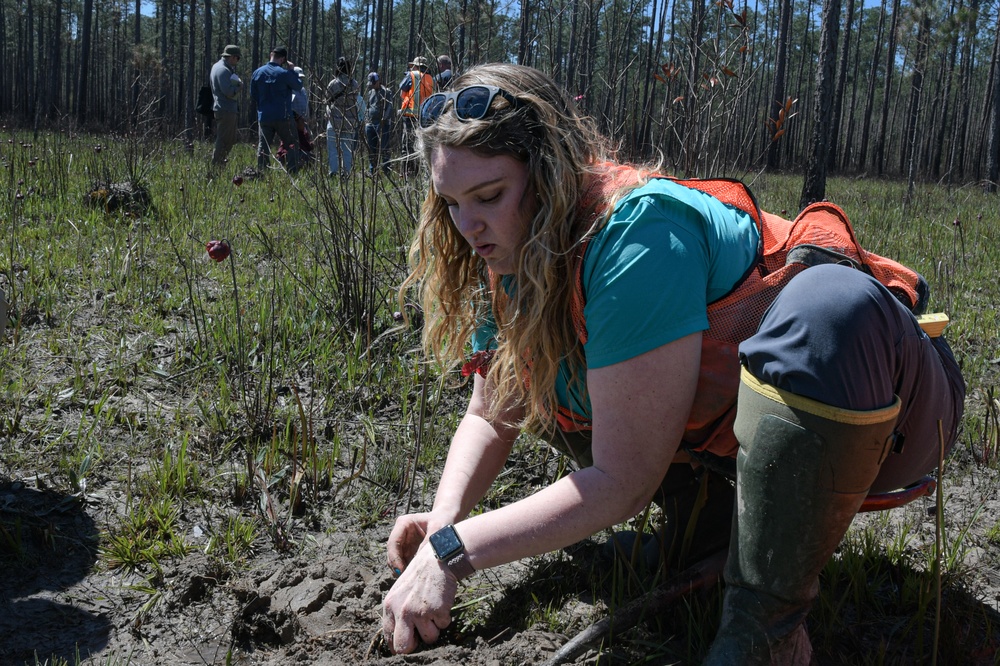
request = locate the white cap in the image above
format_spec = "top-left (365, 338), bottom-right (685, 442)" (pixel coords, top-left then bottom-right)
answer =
top-left (293, 66), bottom-right (305, 78)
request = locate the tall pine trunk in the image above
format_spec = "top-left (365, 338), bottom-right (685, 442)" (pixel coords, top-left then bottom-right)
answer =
top-left (76, 0), bottom-right (94, 125)
top-left (904, 12), bottom-right (931, 200)
top-left (765, 0), bottom-right (791, 170)
top-left (800, 0), bottom-right (841, 209)
top-left (185, 0), bottom-right (196, 151)
top-left (873, 0), bottom-right (900, 176)
top-left (827, 0), bottom-right (854, 170)
top-left (985, 9), bottom-right (1000, 192)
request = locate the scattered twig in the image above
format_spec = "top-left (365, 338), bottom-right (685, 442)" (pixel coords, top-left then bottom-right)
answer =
top-left (542, 548), bottom-right (728, 665)
top-left (932, 419), bottom-right (945, 666)
top-left (405, 363), bottom-right (429, 516)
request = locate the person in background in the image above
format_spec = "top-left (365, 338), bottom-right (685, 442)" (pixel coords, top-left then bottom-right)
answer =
top-left (326, 56), bottom-right (360, 176)
top-left (292, 67), bottom-right (314, 154)
top-left (279, 66), bottom-right (314, 163)
top-left (210, 44), bottom-right (243, 167)
top-left (196, 84), bottom-right (216, 137)
top-left (380, 63), bottom-right (965, 663)
top-left (398, 56), bottom-right (434, 174)
top-left (364, 72), bottom-right (394, 174)
top-left (434, 55), bottom-right (453, 90)
top-left (291, 67), bottom-right (309, 122)
top-left (249, 46), bottom-right (303, 173)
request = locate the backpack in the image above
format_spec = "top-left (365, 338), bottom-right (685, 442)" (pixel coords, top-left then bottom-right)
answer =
top-left (327, 76), bottom-right (359, 121)
top-left (196, 85), bottom-right (214, 117)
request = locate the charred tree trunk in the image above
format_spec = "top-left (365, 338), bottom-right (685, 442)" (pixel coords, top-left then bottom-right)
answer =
top-left (518, 0), bottom-right (531, 65)
top-left (905, 11), bottom-right (931, 200)
top-left (132, 0), bottom-right (140, 124)
top-left (50, 0), bottom-right (64, 119)
top-left (858, 0), bottom-right (887, 172)
top-left (204, 0), bottom-right (213, 77)
top-left (828, 0), bottom-right (854, 170)
top-left (986, 9), bottom-right (1000, 192)
top-left (407, 0), bottom-right (416, 61)
top-left (76, 0), bottom-right (94, 125)
top-left (253, 0), bottom-right (261, 70)
top-left (186, 0), bottom-right (196, 150)
top-left (682, 0), bottom-right (706, 174)
top-left (800, 0), bottom-right (841, 209)
top-left (873, 0), bottom-right (900, 176)
top-left (842, 0), bottom-right (864, 169)
top-left (310, 0), bottom-right (319, 69)
top-left (765, 0), bottom-right (792, 170)
top-left (289, 0), bottom-right (298, 58)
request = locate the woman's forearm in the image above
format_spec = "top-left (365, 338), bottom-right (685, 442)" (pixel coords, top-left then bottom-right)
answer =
top-left (455, 462), bottom-right (661, 572)
top-left (431, 412), bottom-right (516, 522)
top-left (449, 336), bottom-right (700, 574)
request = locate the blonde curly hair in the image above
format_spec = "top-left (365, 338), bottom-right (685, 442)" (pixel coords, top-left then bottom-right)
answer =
top-left (401, 63), bottom-right (634, 434)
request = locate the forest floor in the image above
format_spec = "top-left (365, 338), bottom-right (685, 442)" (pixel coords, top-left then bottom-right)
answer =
top-left (4, 391), bottom-right (1000, 665)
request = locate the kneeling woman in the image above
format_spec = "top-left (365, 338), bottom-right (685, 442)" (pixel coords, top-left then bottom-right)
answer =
top-left (381, 63), bottom-right (964, 663)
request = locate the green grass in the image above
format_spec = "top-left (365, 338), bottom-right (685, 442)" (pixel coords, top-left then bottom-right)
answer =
top-left (2, 129), bottom-right (999, 664)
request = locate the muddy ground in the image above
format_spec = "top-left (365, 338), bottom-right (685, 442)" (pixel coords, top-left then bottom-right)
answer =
top-left (4, 453), bottom-right (1000, 665)
top-left (3, 298), bottom-right (1000, 665)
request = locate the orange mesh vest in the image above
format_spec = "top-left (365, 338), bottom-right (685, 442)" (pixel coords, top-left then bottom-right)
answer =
top-left (401, 71), bottom-right (434, 118)
top-left (550, 163), bottom-right (927, 458)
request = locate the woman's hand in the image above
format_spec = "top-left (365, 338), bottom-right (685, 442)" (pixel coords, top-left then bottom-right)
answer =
top-left (382, 543), bottom-right (458, 654)
top-left (386, 511), bottom-right (449, 575)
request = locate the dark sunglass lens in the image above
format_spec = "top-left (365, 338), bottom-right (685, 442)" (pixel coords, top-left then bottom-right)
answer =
top-left (420, 95), bottom-right (447, 128)
top-left (455, 86), bottom-right (493, 120)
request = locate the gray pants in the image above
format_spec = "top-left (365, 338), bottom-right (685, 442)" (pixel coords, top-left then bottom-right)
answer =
top-left (740, 263), bottom-right (965, 493)
top-left (212, 110), bottom-right (239, 166)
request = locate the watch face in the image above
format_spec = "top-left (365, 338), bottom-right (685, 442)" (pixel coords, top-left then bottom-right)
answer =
top-left (430, 526), bottom-right (463, 560)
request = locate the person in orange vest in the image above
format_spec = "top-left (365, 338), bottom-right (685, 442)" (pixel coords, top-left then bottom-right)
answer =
top-left (379, 64), bottom-right (965, 663)
top-left (398, 56), bottom-right (434, 173)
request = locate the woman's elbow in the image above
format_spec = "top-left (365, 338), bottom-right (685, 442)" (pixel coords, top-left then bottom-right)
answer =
top-left (605, 476), bottom-right (661, 524)
top-left (621, 490), bottom-right (659, 522)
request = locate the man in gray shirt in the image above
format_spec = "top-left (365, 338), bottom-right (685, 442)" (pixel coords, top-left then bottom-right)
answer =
top-left (210, 44), bottom-right (243, 167)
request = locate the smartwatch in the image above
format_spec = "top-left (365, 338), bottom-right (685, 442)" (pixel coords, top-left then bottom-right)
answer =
top-left (428, 524), bottom-right (476, 581)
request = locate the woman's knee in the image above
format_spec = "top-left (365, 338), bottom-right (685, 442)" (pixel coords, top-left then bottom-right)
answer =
top-left (740, 265), bottom-right (913, 410)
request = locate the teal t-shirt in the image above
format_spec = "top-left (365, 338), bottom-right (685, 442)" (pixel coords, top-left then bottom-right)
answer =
top-left (472, 178), bottom-right (760, 421)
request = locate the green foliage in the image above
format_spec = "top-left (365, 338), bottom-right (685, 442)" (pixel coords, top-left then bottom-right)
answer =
top-left (206, 514), bottom-right (259, 566)
top-left (102, 497), bottom-right (190, 573)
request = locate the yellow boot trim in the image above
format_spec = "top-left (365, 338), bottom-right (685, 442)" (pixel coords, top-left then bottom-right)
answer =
top-left (740, 366), bottom-right (900, 426)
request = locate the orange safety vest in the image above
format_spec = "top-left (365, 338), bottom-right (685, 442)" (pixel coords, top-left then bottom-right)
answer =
top-left (400, 71), bottom-right (434, 118)
top-left (479, 163), bottom-right (927, 459)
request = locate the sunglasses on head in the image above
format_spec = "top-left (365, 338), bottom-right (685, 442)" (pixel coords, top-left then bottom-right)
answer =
top-left (419, 85), bottom-right (519, 128)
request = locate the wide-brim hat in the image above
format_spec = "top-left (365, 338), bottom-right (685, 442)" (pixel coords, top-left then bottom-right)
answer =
top-left (221, 44), bottom-right (242, 58)
top-left (408, 56), bottom-right (428, 68)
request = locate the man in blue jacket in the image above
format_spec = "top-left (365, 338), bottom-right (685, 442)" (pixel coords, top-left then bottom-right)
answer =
top-left (250, 46), bottom-right (303, 173)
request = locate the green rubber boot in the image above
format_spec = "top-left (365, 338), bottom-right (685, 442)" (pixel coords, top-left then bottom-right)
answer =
top-left (704, 368), bottom-right (900, 665)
